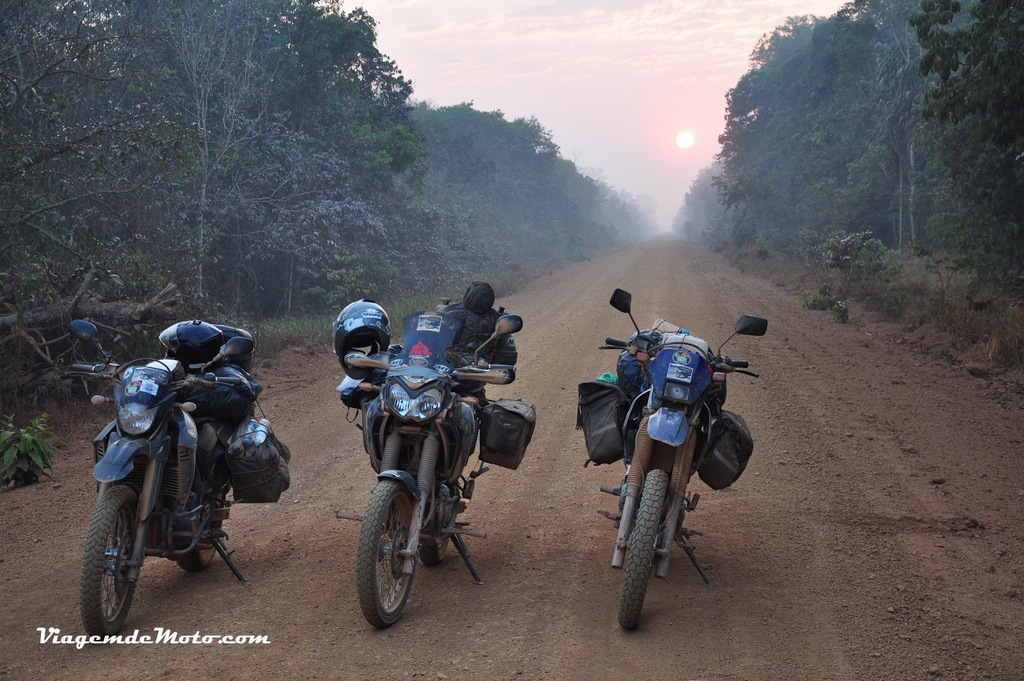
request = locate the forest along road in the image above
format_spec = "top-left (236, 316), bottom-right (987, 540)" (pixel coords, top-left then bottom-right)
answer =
top-left (2, 237), bottom-right (1023, 680)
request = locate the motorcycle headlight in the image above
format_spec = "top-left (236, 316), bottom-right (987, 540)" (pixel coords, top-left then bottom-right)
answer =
top-left (117, 402), bottom-right (159, 435)
top-left (385, 384), bottom-right (446, 422)
top-left (662, 380), bottom-right (692, 403)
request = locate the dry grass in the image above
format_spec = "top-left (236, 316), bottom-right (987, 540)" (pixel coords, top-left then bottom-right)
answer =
top-left (728, 245), bottom-right (1024, 368)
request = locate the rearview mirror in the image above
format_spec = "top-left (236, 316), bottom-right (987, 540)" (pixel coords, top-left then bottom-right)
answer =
top-left (734, 315), bottom-right (768, 337)
top-left (70, 319), bottom-right (99, 343)
top-left (609, 289), bottom-right (632, 314)
top-left (473, 314), bottom-right (524, 365)
top-left (69, 319), bottom-right (111, 360)
top-left (494, 314), bottom-right (523, 336)
top-left (222, 336), bottom-right (255, 358)
top-left (345, 351), bottom-right (389, 371)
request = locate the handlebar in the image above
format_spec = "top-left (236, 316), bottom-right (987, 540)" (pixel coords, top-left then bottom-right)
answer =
top-left (178, 373), bottom-right (243, 389)
top-left (600, 337), bottom-right (628, 349)
top-left (70, 363), bottom-right (106, 373)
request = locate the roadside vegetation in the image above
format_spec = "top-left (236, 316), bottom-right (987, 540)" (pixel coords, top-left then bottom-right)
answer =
top-left (677, 0), bottom-right (1024, 368)
top-left (0, 0), bottom-right (656, 427)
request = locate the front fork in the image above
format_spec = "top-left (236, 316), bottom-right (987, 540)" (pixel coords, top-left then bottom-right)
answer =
top-left (611, 420), bottom-right (697, 575)
top-left (654, 433), bottom-right (696, 578)
top-left (95, 457), bottom-right (165, 583)
top-left (396, 431), bottom-right (440, 576)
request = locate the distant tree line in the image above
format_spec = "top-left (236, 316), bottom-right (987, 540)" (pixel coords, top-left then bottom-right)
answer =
top-left (676, 0), bottom-right (1023, 292)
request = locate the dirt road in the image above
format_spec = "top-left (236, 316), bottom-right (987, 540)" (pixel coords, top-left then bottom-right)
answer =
top-left (3, 238), bottom-right (1023, 680)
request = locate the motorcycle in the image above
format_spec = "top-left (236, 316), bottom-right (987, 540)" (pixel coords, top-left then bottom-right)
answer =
top-left (590, 289), bottom-right (767, 629)
top-left (67, 320), bottom-right (257, 635)
top-left (339, 309), bottom-right (524, 628)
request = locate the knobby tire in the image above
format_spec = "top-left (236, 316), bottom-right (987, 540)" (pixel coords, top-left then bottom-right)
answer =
top-left (355, 480), bottom-right (416, 628)
top-left (617, 468), bottom-right (669, 630)
top-left (80, 485), bottom-right (139, 636)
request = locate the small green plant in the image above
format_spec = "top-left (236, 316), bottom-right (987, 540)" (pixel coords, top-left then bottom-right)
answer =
top-left (755, 237), bottom-right (770, 261)
top-left (0, 413), bottom-right (55, 488)
top-left (801, 283), bottom-right (837, 311)
top-left (830, 299), bottom-right (850, 323)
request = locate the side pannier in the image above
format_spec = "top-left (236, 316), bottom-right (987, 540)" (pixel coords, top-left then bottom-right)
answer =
top-left (697, 411), bottom-right (753, 490)
top-left (576, 381), bottom-right (629, 465)
top-left (226, 421), bottom-right (291, 503)
top-left (478, 397), bottom-right (536, 470)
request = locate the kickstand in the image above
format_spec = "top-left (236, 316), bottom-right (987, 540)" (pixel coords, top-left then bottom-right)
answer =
top-left (451, 534), bottom-right (483, 585)
top-left (212, 538), bottom-right (247, 583)
top-left (682, 543), bottom-right (711, 585)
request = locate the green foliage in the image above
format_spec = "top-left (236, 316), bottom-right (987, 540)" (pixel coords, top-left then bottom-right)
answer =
top-left (825, 232), bottom-right (887, 277)
top-left (704, 0), bottom-right (1024, 294)
top-left (0, 414), bottom-right (55, 488)
top-left (755, 238), bottom-right (770, 261)
top-left (830, 300), bottom-right (850, 324)
top-left (801, 283), bottom-right (839, 311)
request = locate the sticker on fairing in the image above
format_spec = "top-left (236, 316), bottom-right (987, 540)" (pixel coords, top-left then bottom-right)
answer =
top-left (667, 364), bottom-right (694, 383)
top-left (673, 351), bottom-right (692, 365)
top-left (138, 379), bottom-right (160, 396)
top-left (409, 341), bottom-right (432, 356)
top-left (125, 381), bottom-right (141, 396)
top-left (416, 315), bottom-right (442, 332)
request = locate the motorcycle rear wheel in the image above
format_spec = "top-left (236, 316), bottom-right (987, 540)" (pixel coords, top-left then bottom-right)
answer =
top-left (80, 485), bottom-right (139, 635)
top-left (356, 480), bottom-right (416, 628)
top-left (617, 468), bottom-right (669, 630)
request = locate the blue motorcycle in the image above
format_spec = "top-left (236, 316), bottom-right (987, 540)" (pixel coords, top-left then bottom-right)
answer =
top-left (67, 320), bottom-right (256, 635)
top-left (340, 310), bottom-right (525, 628)
top-left (588, 289), bottom-right (766, 629)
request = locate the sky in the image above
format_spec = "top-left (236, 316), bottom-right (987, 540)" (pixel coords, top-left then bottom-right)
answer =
top-left (352, 0), bottom-right (849, 231)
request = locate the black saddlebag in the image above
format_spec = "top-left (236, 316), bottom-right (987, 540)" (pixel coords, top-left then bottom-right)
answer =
top-left (697, 411), bottom-right (753, 490)
top-left (479, 398), bottom-right (536, 470)
top-left (226, 422), bottom-right (291, 503)
top-left (576, 381), bottom-right (629, 465)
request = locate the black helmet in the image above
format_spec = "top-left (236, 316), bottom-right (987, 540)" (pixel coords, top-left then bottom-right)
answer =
top-left (159, 320), bottom-right (224, 370)
top-left (333, 299), bottom-right (391, 379)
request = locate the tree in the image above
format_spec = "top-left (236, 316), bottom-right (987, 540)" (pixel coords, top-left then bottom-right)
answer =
top-left (912, 0), bottom-right (1024, 282)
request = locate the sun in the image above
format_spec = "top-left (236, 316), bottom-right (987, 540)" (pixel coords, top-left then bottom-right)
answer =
top-left (675, 130), bottom-right (695, 149)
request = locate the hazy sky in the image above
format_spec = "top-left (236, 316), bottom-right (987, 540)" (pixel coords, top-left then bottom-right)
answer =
top-left (354, 0), bottom-right (847, 230)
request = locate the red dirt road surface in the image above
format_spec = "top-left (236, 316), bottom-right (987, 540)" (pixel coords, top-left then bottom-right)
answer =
top-left (2, 238), bottom-right (1023, 680)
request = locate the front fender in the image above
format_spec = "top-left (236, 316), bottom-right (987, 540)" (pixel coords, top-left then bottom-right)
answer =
top-left (377, 470), bottom-right (421, 500)
top-left (93, 434), bottom-right (172, 483)
top-left (93, 437), bottom-right (148, 482)
top-left (647, 407), bottom-right (690, 447)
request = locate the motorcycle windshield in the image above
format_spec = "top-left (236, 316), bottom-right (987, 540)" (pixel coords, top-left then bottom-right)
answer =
top-left (116, 361), bottom-right (174, 407)
top-left (391, 311), bottom-right (459, 373)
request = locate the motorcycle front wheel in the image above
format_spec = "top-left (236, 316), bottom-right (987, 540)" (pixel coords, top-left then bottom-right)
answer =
top-left (80, 485), bottom-right (139, 635)
top-left (617, 468), bottom-right (669, 630)
top-left (356, 479), bottom-right (416, 628)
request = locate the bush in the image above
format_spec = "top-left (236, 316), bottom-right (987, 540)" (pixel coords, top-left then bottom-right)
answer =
top-left (1, 413), bottom-right (55, 488)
